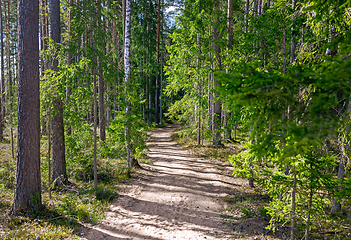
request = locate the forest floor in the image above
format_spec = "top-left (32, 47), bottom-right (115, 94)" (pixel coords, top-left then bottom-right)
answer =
top-left (79, 124), bottom-right (286, 240)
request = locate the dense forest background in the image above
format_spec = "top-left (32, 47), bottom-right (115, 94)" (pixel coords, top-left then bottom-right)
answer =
top-left (0, 0), bottom-right (350, 239)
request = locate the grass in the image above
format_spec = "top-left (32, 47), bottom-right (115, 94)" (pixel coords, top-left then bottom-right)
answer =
top-left (0, 127), bottom-right (133, 239)
top-left (171, 127), bottom-right (245, 162)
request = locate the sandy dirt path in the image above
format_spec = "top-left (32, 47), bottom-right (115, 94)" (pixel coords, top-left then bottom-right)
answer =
top-left (80, 124), bottom-right (244, 239)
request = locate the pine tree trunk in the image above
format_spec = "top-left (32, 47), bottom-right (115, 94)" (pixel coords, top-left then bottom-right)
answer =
top-left (93, 59), bottom-right (98, 189)
top-left (155, 0), bottom-right (161, 125)
top-left (212, 0), bottom-right (222, 146)
top-left (98, 68), bottom-right (106, 142)
top-left (290, 0), bottom-right (297, 64)
top-left (196, 34), bottom-right (201, 145)
top-left (66, 0), bottom-right (73, 134)
top-left (51, 0), bottom-right (67, 185)
top-left (40, 0), bottom-right (48, 135)
top-left (13, 0), bottom-right (41, 213)
top-left (224, 0), bottom-right (233, 142)
top-left (291, 168), bottom-right (297, 240)
top-left (6, 1), bottom-right (13, 159)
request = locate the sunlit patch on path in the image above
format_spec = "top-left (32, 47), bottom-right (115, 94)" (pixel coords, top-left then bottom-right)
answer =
top-left (80, 124), bottom-right (267, 240)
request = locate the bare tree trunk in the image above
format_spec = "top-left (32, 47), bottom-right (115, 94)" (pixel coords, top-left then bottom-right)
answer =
top-left (305, 186), bottom-right (313, 240)
top-left (212, 0), bottom-right (222, 146)
top-left (0, 0), bottom-right (4, 140)
top-left (93, 58), bottom-right (98, 189)
top-left (290, 0), bottom-right (297, 64)
top-left (66, 0), bottom-right (73, 135)
top-left (331, 133), bottom-right (347, 213)
top-left (197, 34), bottom-right (201, 146)
top-left (98, 66), bottom-right (106, 142)
top-left (245, 0), bottom-right (249, 33)
top-left (291, 168), bottom-right (297, 240)
top-left (224, 0), bottom-right (233, 142)
top-left (124, 0), bottom-right (138, 169)
top-left (208, 68), bottom-right (213, 131)
top-left (13, 0), bottom-right (41, 213)
top-left (48, 111), bottom-right (51, 199)
top-left (6, 1), bottom-right (13, 159)
top-left (40, 0), bottom-right (49, 135)
top-left (160, 46), bottom-right (163, 125)
top-left (51, 0), bottom-right (67, 185)
top-left (283, 28), bottom-right (286, 73)
top-left (155, 0), bottom-right (161, 124)
top-left (160, 7), bottom-right (163, 125)
top-left (142, 36), bottom-right (146, 121)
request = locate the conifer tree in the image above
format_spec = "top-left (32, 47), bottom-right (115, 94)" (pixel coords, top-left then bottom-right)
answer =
top-left (13, 0), bottom-right (41, 213)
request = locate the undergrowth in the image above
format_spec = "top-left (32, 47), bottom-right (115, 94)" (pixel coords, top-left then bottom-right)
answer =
top-left (171, 125), bottom-right (245, 161)
top-left (0, 126), bottom-right (134, 239)
top-left (172, 124), bottom-right (351, 240)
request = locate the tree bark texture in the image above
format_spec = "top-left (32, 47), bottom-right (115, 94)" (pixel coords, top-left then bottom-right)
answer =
top-left (13, 0), bottom-right (41, 213)
top-left (51, 0), bottom-right (67, 184)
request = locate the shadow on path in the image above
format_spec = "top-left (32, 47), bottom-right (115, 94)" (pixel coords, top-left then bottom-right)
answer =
top-left (80, 123), bottom-right (269, 240)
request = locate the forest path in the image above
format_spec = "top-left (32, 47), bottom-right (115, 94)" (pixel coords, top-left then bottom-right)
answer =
top-left (80, 124), bottom-right (257, 239)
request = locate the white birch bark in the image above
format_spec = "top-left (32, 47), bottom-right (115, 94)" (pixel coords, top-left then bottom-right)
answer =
top-left (124, 0), bottom-right (132, 167)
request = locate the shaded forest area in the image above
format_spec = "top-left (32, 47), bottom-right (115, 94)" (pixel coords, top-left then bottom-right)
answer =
top-left (0, 0), bottom-right (350, 239)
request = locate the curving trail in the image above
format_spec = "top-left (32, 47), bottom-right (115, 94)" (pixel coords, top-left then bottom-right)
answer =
top-left (80, 124), bottom-right (249, 240)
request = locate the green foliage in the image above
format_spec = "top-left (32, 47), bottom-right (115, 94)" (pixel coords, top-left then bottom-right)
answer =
top-left (229, 148), bottom-right (256, 180)
top-left (241, 206), bottom-right (256, 219)
top-left (0, 161), bottom-right (15, 190)
top-left (65, 123), bottom-right (94, 181)
top-left (103, 110), bottom-right (149, 161)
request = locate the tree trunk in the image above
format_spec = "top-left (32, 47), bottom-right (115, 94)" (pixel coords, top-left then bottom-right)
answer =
top-left (224, 0), bottom-right (233, 142)
top-left (51, 0), bottom-right (67, 185)
top-left (160, 4), bottom-right (164, 125)
top-left (291, 168), bottom-right (297, 240)
top-left (98, 67), bottom-right (106, 142)
top-left (40, 0), bottom-right (48, 135)
top-left (331, 132), bottom-right (348, 213)
top-left (0, 0), bottom-right (4, 140)
top-left (245, 0), bottom-right (249, 33)
top-left (5, 1), bottom-right (13, 159)
top-left (305, 186), bottom-right (313, 240)
top-left (290, 0), bottom-right (297, 64)
top-left (196, 34), bottom-right (201, 145)
top-left (93, 59), bottom-right (98, 189)
top-left (124, 0), bottom-right (136, 168)
top-left (13, 0), bottom-right (41, 213)
top-left (155, 0), bottom-right (161, 125)
top-left (66, 0), bottom-right (73, 134)
top-left (212, 0), bottom-right (222, 146)
top-left (48, 112), bottom-right (51, 199)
